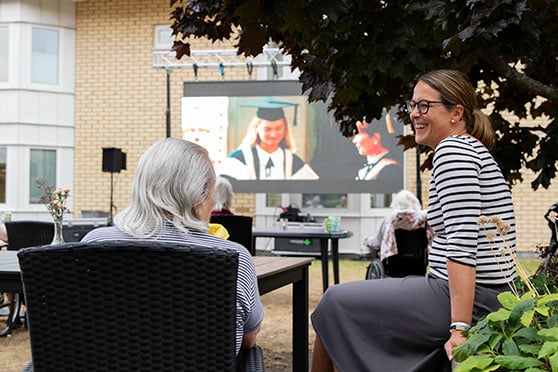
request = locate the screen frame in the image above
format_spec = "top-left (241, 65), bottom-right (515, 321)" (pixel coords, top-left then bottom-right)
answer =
top-left (183, 80), bottom-right (405, 193)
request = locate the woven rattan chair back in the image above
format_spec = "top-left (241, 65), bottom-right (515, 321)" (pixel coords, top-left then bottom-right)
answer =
top-left (210, 215), bottom-right (254, 255)
top-left (18, 241), bottom-right (239, 372)
top-left (4, 221), bottom-right (54, 250)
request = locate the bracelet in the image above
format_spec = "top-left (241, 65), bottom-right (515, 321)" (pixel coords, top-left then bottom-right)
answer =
top-left (449, 322), bottom-right (471, 332)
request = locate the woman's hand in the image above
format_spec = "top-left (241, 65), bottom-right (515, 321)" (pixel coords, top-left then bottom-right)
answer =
top-left (445, 330), bottom-right (467, 360)
top-left (241, 327), bottom-right (260, 349)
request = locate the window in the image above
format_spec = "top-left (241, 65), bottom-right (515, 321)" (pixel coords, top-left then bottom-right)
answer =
top-left (370, 193), bottom-right (393, 208)
top-left (29, 149), bottom-right (56, 203)
top-left (154, 25), bottom-right (173, 50)
top-left (31, 27), bottom-right (59, 85)
top-left (0, 148), bottom-right (6, 203)
top-left (0, 26), bottom-right (8, 82)
top-left (302, 194), bottom-right (347, 209)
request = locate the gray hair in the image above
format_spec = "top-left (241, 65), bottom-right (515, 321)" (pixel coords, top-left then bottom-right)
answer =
top-left (390, 190), bottom-right (422, 211)
top-left (213, 176), bottom-right (234, 211)
top-left (115, 138), bottom-right (216, 237)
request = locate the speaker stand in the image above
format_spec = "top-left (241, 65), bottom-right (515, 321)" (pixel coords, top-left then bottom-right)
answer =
top-left (108, 172), bottom-right (115, 226)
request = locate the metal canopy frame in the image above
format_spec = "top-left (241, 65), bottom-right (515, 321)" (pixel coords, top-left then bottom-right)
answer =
top-left (152, 47), bottom-right (293, 137)
top-left (152, 47), bottom-right (291, 70)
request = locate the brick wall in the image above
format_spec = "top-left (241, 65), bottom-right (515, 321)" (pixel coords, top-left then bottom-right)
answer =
top-left (74, 0), bottom-right (256, 218)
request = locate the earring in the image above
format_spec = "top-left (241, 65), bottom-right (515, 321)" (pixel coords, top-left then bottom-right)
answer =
top-left (451, 119), bottom-right (455, 123)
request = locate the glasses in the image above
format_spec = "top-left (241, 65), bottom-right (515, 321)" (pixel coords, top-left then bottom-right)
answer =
top-left (406, 100), bottom-right (454, 115)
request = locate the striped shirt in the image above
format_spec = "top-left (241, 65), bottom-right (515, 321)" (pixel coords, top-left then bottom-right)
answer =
top-left (427, 135), bottom-right (516, 285)
top-left (83, 223), bottom-right (264, 355)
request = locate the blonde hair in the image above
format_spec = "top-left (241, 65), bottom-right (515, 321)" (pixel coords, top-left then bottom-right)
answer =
top-left (418, 69), bottom-right (495, 150)
top-left (240, 116), bottom-right (297, 152)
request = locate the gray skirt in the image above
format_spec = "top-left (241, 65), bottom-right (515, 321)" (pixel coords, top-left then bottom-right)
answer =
top-left (311, 276), bottom-right (508, 372)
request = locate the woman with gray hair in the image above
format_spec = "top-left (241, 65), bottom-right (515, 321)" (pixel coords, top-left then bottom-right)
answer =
top-left (83, 138), bottom-right (263, 354)
top-left (363, 189), bottom-right (431, 261)
top-left (212, 176), bottom-right (235, 216)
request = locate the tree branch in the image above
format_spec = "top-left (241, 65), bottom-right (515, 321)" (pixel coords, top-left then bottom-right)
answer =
top-left (484, 52), bottom-right (558, 101)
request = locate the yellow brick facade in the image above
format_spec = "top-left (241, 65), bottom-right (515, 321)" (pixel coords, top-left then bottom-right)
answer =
top-left (74, 0), bottom-right (556, 252)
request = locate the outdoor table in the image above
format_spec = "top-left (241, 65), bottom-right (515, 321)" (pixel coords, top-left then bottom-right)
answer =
top-left (253, 227), bottom-right (353, 292)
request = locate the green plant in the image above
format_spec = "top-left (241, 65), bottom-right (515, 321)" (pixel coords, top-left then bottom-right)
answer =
top-left (453, 291), bottom-right (558, 371)
top-left (453, 215), bottom-right (558, 371)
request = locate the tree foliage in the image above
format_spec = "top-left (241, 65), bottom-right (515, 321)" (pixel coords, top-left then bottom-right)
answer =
top-left (170, 0), bottom-right (558, 189)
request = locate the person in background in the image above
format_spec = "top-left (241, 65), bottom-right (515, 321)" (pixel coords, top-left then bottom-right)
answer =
top-left (0, 223), bottom-right (7, 242)
top-left (364, 189), bottom-right (432, 261)
top-left (212, 176), bottom-right (235, 216)
top-left (218, 97), bottom-right (319, 180)
top-left (311, 69), bottom-right (516, 371)
top-left (335, 196), bottom-right (348, 208)
top-left (83, 138), bottom-right (263, 354)
top-left (311, 195), bottom-right (324, 208)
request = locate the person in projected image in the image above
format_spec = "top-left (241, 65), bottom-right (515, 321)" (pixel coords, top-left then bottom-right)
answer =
top-left (353, 108), bottom-right (402, 181)
top-left (218, 98), bottom-right (319, 180)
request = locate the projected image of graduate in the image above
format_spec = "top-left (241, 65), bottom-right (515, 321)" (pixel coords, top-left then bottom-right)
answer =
top-left (353, 107), bottom-right (403, 181)
top-left (218, 97), bottom-right (319, 180)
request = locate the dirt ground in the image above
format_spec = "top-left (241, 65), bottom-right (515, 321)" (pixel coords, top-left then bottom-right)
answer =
top-left (0, 258), bottom-right (370, 372)
top-left (258, 258), bottom-right (369, 371)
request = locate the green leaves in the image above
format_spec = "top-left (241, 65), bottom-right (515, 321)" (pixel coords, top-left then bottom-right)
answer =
top-left (454, 354), bottom-right (497, 372)
top-left (170, 0), bottom-right (558, 190)
top-left (494, 355), bottom-right (544, 369)
top-left (454, 291), bottom-right (558, 371)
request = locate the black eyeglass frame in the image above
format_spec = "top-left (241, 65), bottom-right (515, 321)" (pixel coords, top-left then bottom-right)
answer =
top-left (406, 100), bottom-right (455, 115)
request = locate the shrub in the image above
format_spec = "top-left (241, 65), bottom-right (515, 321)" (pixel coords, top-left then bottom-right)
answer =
top-left (453, 215), bottom-right (558, 371)
top-left (453, 291), bottom-right (558, 371)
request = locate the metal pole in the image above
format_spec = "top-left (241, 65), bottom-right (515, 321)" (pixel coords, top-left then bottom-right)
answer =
top-left (108, 172), bottom-right (114, 226)
top-left (415, 145), bottom-right (422, 204)
top-left (166, 69), bottom-right (171, 138)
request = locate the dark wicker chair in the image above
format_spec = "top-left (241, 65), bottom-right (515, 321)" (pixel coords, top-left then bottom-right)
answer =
top-left (0, 221), bottom-right (54, 337)
top-left (366, 227), bottom-right (428, 279)
top-left (4, 221), bottom-right (54, 250)
top-left (383, 228), bottom-right (428, 277)
top-left (18, 241), bottom-right (264, 371)
top-left (210, 215), bottom-right (254, 256)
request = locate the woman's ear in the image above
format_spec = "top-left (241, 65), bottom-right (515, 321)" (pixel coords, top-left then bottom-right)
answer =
top-left (453, 104), bottom-right (465, 122)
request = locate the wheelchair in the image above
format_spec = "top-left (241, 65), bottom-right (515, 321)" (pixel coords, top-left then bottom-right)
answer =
top-left (365, 227), bottom-right (428, 279)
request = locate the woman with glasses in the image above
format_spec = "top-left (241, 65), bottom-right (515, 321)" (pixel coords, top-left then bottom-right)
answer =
top-left (311, 70), bottom-right (516, 371)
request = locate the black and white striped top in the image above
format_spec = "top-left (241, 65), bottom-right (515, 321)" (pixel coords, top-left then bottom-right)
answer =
top-left (427, 135), bottom-right (516, 285)
top-left (83, 223), bottom-right (264, 354)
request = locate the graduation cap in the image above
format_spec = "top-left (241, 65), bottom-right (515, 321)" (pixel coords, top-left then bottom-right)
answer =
top-left (241, 97), bottom-right (299, 125)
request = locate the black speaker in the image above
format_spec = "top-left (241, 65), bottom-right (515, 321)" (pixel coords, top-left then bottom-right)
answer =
top-left (102, 147), bottom-right (125, 173)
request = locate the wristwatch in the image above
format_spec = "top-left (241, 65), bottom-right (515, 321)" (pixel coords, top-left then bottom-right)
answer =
top-left (449, 322), bottom-right (471, 332)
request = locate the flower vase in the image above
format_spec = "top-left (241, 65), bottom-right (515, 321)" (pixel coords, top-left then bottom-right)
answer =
top-left (51, 220), bottom-right (65, 245)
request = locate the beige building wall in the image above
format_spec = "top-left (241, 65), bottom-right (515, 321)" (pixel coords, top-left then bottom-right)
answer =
top-left (74, 0), bottom-right (254, 219)
top-left (73, 0), bottom-right (556, 252)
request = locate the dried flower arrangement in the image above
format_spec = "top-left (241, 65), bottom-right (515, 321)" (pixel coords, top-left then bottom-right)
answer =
top-left (36, 179), bottom-right (71, 224)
